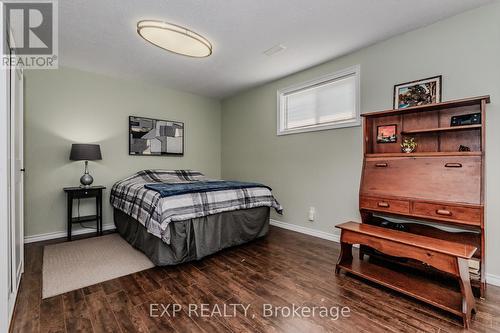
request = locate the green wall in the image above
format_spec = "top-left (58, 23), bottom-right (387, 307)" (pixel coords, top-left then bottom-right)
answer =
top-left (24, 67), bottom-right (221, 237)
top-left (221, 3), bottom-right (500, 279)
top-left (24, 3), bottom-right (500, 280)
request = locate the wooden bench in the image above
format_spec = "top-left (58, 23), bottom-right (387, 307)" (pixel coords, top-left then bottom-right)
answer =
top-left (335, 221), bottom-right (477, 328)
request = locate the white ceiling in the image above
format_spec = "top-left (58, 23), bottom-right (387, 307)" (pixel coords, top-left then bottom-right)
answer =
top-left (59, 0), bottom-right (492, 99)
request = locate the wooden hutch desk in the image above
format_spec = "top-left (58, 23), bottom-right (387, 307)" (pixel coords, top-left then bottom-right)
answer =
top-left (358, 95), bottom-right (489, 297)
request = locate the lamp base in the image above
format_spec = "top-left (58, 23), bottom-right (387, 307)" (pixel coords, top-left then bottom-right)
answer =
top-left (80, 173), bottom-right (94, 187)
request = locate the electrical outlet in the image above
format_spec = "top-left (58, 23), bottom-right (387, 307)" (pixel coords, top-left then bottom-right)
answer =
top-left (308, 207), bottom-right (316, 222)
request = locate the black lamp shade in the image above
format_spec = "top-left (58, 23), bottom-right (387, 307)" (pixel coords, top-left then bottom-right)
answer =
top-left (70, 144), bottom-right (102, 161)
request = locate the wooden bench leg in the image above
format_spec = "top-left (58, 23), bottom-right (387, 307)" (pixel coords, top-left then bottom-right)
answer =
top-left (335, 241), bottom-right (353, 275)
top-left (480, 281), bottom-right (486, 299)
top-left (358, 211), bottom-right (373, 261)
top-left (457, 257), bottom-right (476, 328)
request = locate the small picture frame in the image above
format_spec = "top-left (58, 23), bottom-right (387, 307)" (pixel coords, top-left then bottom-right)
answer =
top-left (377, 124), bottom-right (397, 143)
top-left (393, 75), bottom-right (442, 109)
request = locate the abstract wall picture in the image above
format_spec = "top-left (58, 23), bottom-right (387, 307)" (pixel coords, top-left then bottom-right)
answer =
top-left (377, 124), bottom-right (397, 143)
top-left (129, 116), bottom-right (184, 156)
top-left (393, 75), bottom-right (442, 109)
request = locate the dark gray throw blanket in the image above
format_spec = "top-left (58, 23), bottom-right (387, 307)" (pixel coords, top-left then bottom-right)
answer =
top-left (145, 180), bottom-right (272, 197)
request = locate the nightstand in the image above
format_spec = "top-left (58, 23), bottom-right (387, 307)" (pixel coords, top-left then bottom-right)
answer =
top-left (63, 185), bottom-right (106, 241)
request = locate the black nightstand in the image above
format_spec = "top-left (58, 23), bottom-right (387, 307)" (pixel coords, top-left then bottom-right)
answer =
top-left (63, 185), bottom-right (106, 241)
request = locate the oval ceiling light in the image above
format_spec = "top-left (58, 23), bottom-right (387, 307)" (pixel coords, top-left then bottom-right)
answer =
top-left (137, 20), bottom-right (212, 58)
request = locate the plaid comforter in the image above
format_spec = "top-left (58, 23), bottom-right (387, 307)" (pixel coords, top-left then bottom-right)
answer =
top-left (110, 170), bottom-right (283, 244)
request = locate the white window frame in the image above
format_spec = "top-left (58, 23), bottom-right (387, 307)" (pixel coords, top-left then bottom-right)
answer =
top-left (277, 64), bottom-right (361, 136)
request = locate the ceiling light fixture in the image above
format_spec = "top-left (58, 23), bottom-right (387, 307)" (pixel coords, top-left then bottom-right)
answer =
top-left (137, 20), bottom-right (212, 58)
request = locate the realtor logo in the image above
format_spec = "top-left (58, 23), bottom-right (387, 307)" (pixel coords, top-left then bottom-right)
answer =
top-left (2, 0), bottom-right (58, 68)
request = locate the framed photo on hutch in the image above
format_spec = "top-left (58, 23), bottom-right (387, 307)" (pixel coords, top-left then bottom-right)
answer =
top-left (393, 75), bottom-right (442, 109)
top-left (376, 124), bottom-right (397, 143)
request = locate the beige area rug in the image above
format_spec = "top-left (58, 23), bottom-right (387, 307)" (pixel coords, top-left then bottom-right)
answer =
top-left (42, 233), bottom-right (154, 299)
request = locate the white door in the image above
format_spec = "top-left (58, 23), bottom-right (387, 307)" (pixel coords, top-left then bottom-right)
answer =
top-left (7, 40), bottom-right (24, 318)
top-left (11, 65), bottom-right (24, 290)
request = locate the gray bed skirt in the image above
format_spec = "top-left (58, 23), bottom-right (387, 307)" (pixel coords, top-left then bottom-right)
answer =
top-left (113, 207), bottom-right (270, 266)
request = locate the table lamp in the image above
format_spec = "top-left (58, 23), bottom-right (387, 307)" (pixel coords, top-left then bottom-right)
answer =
top-left (69, 144), bottom-right (102, 187)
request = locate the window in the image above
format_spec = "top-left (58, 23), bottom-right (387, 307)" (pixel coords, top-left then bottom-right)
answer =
top-left (277, 65), bottom-right (360, 135)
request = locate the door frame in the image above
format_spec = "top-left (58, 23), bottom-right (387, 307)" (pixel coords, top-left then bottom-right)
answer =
top-left (1, 14), bottom-right (25, 329)
top-left (0, 3), bottom-right (13, 332)
top-left (8, 49), bottom-right (24, 317)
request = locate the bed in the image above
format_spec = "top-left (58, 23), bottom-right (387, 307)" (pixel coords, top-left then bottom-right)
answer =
top-left (110, 170), bottom-right (282, 265)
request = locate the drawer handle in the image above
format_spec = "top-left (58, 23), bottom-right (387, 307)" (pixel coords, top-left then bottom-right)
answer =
top-left (436, 209), bottom-right (452, 216)
top-left (377, 202), bottom-right (390, 208)
top-left (375, 163), bottom-right (388, 168)
top-left (445, 163), bottom-right (462, 168)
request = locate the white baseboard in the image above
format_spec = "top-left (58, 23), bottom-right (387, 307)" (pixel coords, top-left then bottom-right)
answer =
top-left (270, 219), bottom-right (500, 287)
top-left (486, 273), bottom-right (500, 287)
top-left (24, 224), bottom-right (116, 244)
top-left (270, 219), bottom-right (340, 242)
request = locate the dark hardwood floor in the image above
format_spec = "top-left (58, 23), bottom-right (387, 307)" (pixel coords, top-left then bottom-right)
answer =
top-left (10, 226), bottom-right (500, 332)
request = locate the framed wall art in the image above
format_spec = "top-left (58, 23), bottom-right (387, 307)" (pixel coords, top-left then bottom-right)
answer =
top-left (129, 116), bottom-right (184, 156)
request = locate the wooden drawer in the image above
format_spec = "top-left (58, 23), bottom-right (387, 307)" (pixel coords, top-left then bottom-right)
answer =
top-left (360, 156), bottom-right (481, 205)
top-left (412, 202), bottom-right (482, 226)
top-left (72, 189), bottom-right (99, 199)
top-left (360, 196), bottom-right (410, 215)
